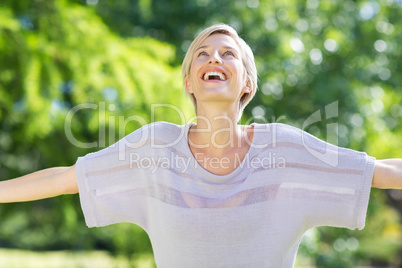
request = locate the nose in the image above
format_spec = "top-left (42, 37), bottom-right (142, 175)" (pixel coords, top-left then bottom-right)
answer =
top-left (208, 52), bottom-right (222, 65)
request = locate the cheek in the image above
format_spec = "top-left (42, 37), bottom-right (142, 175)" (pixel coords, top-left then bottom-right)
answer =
top-left (233, 65), bottom-right (247, 83)
top-left (232, 61), bottom-right (245, 75)
top-left (191, 58), bottom-right (203, 68)
top-left (189, 63), bottom-right (201, 78)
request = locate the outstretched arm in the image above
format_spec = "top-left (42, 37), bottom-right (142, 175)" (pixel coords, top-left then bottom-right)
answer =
top-left (0, 165), bottom-right (78, 203)
top-left (372, 159), bottom-right (402, 189)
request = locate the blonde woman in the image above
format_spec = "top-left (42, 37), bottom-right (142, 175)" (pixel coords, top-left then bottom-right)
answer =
top-left (1, 24), bottom-right (401, 267)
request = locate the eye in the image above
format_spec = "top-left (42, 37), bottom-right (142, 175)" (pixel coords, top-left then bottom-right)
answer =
top-left (223, 51), bottom-right (235, 57)
top-left (197, 51), bottom-right (208, 57)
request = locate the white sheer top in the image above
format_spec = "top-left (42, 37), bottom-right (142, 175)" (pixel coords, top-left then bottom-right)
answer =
top-left (76, 121), bottom-right (375, 267)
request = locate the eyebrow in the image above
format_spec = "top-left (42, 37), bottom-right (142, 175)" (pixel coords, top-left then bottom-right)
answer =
top-left (195, 45), bottom-right (238, 52)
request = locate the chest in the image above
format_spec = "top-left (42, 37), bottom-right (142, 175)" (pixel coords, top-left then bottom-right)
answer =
top-left (188, 145), bottom-right (250, 176)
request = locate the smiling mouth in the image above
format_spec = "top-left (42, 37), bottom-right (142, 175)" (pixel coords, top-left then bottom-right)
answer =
top-left (202, 71), bottom-right (227, 81)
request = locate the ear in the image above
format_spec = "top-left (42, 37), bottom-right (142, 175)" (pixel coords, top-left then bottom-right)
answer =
top-left (242, 79), bottom-right (251, 94)
top-left (184, 76), bottom-right (193, 93)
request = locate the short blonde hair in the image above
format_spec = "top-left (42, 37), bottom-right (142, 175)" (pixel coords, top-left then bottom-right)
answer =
top-left (182, 24), bottom-right (258, 121)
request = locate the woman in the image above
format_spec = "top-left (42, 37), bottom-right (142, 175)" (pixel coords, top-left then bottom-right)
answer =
top-left (0, 24), bottom-right (401, 267)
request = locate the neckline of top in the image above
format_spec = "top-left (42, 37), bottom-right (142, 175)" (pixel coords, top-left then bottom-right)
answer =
top-left (182, 122), bottom-right (266, 183)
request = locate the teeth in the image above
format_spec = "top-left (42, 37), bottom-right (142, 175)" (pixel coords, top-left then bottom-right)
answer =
top-left (203, 71), bottom-right (226, 81)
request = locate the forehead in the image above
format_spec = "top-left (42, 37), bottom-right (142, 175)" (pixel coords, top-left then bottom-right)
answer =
top-left (197, 34), bottom-right (240, 51)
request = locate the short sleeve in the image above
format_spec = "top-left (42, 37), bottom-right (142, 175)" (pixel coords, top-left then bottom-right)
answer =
top-left (75, 125), bottom-right (152, 229)
top-left (272, 123), bottom-right (376, 230)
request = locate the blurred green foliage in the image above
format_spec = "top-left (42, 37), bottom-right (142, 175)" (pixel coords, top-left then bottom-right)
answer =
top-left (0, 248), bottom-right (156, 267)
top-left (0, 0), bottom-right (192, 259)
top-left (0, 0), bottom-right (402, 267)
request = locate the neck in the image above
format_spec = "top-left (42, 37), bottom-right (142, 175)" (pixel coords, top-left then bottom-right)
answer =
top-left (189, 102), bottom-right (248, 155)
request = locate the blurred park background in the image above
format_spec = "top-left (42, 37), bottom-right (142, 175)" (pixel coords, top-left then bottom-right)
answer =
top-left (0, 0), bottom-right (401, 267)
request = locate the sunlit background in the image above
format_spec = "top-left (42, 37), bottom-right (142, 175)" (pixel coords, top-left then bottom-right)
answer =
top-left (0, 0), bottom-right (401, 267)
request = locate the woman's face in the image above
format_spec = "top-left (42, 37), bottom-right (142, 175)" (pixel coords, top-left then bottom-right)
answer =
top-left (185, 34), bottom-right (250, 107)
